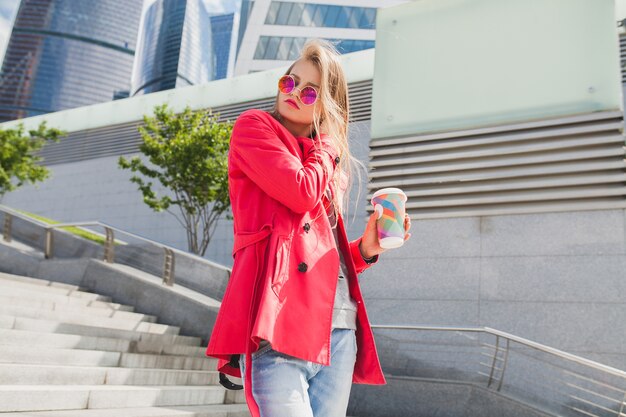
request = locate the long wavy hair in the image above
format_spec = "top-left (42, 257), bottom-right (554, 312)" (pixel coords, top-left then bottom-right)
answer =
top-left (269, 39), bottom-right (366, 224)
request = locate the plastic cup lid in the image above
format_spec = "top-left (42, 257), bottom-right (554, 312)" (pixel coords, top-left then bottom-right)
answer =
top-left (371, 187), bottom-right (407, 201)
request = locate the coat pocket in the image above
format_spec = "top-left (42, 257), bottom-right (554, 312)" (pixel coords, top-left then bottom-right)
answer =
top-left (271, 234), bottom-right (291, 298)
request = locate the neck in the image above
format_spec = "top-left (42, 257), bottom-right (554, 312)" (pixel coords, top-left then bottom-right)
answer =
top-left (280, 117), bottom-right (314, 138)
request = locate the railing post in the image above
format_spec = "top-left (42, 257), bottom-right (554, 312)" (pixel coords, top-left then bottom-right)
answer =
top-left (3, 213), bottom-right (11, 242)
top-left (163, 248), bottom-right (175, 286)
top-left (104, 227), bottom-right (114, 263)
top-left (45, 228), bottom-right (53, 259)
top-left (496, 338), bottom-right (510, 391)
top-left (618, 391), bottom-right (626, 417)
top-left (487, 335), bottom-right (501, 388)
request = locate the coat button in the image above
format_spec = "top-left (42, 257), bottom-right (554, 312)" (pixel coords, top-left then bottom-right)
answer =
top-left (334, 156), bottom-right (340, 164)
top-left (298, 262), bottom-right (308, 272)
top-left (303, 222), bottom-right (310, 233)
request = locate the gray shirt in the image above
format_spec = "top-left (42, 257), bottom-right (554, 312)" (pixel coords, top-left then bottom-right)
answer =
top-left (328, 199), bottom-right (358, 330)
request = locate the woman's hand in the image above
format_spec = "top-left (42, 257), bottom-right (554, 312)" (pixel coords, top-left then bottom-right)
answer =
top-left (359, 211), bottom-right (412, 259)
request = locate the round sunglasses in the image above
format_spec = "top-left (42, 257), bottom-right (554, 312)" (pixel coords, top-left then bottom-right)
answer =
top-left (278, 74), bottom-right (319, 106)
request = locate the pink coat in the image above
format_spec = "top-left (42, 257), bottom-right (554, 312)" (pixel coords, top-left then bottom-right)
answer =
top-left (205, 109), bottom-right (386, 417)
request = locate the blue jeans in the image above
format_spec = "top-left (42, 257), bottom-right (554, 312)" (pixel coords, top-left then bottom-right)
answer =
top-left (239, 328), bottom-right (358, 417)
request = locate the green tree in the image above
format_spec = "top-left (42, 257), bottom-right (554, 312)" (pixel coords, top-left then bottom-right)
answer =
top-left (0, 121), bottom-right (65, 198)
top-left (119, 104), bottom-right (232, 256)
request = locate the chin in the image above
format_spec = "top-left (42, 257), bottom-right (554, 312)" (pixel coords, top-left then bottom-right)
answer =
top-left (278, 107), bottom-right (312, 126)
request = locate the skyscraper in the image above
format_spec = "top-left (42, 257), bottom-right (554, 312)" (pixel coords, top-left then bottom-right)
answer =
top-left (0, 0), bottom-right (143, 122)
top-left (131, 0), bottom-right (215, 96)
top-left (210, 13), bottom-right (235, 80)
top-left (234, 0), bottom-right (407, 75)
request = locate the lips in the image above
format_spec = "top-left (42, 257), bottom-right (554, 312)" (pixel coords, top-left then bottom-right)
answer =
top-left (285, 98), bottom-right (299, 109)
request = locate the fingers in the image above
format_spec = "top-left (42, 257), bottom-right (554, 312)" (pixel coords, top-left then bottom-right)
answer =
top-left (404, 213), bottom-right (412, 241)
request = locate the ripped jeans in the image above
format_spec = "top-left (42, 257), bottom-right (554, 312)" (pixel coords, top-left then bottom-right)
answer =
top-left (239, 327), bottom-right (357, 417)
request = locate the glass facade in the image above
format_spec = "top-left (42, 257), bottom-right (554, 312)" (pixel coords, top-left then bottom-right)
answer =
top-left (254, 36), bottom-right (374, 60)
top-left (132, 0), bottom-right (214, 96)
top-left (178, 0), bottom-right (213, 87)
top-left (265, 2), bottom-right (376, 29)
top-left (0, 0), bottom-right (143, 122)
top-left (210, 13), bottom-right (234, 80)
top-left (237, 0), bottom-right (254, 60)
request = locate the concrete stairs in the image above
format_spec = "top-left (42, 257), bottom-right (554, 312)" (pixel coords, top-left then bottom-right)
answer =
top-left (0, 271), bottom-right (250, 417)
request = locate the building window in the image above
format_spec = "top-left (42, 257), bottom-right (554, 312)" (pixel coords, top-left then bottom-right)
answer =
top-left (301, 4), bottom-right (316, 26)
top-left (360, 8), bottom-right (376, 29)
top-left (253, 36), bottom-right (374, 60)
top-left (254, 36), bottom-right (270, 59)
top-left (277, 36), bottom-right (293, 60)
top-left (288, 3), bottom-right (304, 25)
top-left (266, 2), bottom-right (376, 29)
top-left (275, 2), bottom-right (294, 25)
top-left (265, 36), bottom-right (281, 59)
top-left (324, 6), bottom-right (339, 27)
top-left (266, 2), bottom-right (280, 24)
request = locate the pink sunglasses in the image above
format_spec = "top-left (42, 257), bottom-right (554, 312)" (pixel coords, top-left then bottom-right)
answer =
top-left (278, 74), bottom-right (319, 106)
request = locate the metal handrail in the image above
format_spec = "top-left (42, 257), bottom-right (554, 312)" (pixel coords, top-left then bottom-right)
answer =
top-left (371, 325), bottom-right (626, 380)
top-left (0, 204), bottom-right (228, 286)
top-left (371, 325), bottom-right (626, 415)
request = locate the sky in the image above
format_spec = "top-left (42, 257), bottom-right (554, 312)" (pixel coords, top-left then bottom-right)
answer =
top-left (0, 0), bottom-right (241, 64)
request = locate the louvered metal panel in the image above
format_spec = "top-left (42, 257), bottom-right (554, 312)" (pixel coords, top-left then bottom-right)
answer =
top-left (37, 80), bottom-right (374, 166)
top-left (368, 110), bottom-right (626, 219)
top-left (621, 34), bottom-right (626, 83)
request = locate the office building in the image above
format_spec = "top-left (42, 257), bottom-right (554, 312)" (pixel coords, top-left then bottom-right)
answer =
top-left (131, 0), bottom-right (215, 96)
top-left (0, 0), bottom-right (143, 122)
top-left (210, 13), bottom-right (235, 80)
top-left (234, 0), bottom-right (406, 75)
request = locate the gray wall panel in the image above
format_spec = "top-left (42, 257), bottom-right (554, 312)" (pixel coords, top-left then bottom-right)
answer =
top-left (479, 209), bottom-right (626, 256)
top-left (361, 257), bottom-right (481, 300)
top-left (480, 255), bottom-right (626, 303)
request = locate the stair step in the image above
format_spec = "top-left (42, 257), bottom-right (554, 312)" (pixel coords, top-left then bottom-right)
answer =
top-left (0, 345), bottom-right (217, 370)
top-left (0, 278), bottom-right (111, 302)
top-left (0, 328), bottom-right (205, 356)
top-left (0, 385), bottom-right (245, 412)
top-left (0, 316), bottom-right (200, 345)
top-left (118, 352), bottom-right (217, 371)
top-left (0, 293), bottom-right (135, 312)
top-left (0, 328), bottom-right (132, 352)
top-left (0, 272), bottom-right (82, 291)
top-left (0, 304), bottom-right (158, 324)
top-left (0, 286), bottom-right (125, 310)
top-left (0, 313), bottom-right (179, 335)
top-left (0, 345), bottom-right (121, 367)
top-left (135, 341), bottom-right (206, 357)
top-left (0, 363), bottom-right (224, 386)
top-left (0, 403), bottom-right (250, 417)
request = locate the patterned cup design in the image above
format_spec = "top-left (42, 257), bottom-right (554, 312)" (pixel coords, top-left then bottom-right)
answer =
top-left (371, 188), bottom-right (407, 249)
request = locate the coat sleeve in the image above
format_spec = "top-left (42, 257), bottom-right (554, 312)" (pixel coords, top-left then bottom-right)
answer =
top-left (349, 236), bottom-right (379, 275)
top-left (230, 110), bottom-right (340, 214)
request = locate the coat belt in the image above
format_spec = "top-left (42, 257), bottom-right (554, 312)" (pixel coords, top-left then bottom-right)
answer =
top-left (232, 224), bottom-right (273, 257)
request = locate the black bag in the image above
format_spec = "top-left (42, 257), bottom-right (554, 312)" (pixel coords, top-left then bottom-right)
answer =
top-left (218, 354), bottom-right (243, 390)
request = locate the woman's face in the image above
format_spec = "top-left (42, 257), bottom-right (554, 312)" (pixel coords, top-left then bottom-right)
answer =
top-left (276, 59), bottom-right (321, 129)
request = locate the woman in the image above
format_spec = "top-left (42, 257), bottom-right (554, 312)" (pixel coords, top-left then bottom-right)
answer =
top-left (205, 39), bottom-right (412, 417)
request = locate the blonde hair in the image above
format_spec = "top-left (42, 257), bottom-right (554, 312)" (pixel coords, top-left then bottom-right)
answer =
top-left (270, 39), bottom-right (366, 224)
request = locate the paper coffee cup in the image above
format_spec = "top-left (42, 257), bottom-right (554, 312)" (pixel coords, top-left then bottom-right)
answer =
top-left (371, 187), bottom-right (407, 249)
